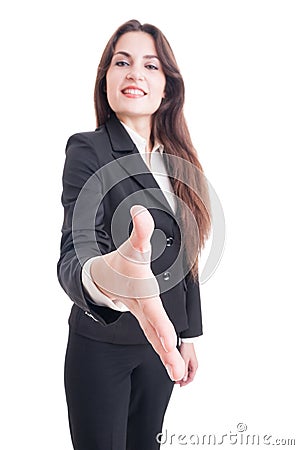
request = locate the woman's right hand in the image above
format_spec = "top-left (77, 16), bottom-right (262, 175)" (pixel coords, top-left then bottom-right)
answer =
top-left (90, 205), bottom-right (185, 382)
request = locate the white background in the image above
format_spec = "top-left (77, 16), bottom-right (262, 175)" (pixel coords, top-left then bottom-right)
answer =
top-left (1, 0), bottom-right (298, 448)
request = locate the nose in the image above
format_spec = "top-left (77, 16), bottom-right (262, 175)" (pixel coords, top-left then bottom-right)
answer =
top-left (126, 67), bottom-right (145, 82)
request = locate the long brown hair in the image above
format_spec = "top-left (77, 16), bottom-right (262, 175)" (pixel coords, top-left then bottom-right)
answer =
top-left (94, 19), bottom-right (211, 281)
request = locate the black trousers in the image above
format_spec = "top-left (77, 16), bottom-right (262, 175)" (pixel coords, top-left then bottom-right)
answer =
top-left (64, 330), bottom-right (175, 450)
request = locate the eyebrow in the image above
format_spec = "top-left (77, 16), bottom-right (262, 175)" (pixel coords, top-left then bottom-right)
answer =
top-left (113, 51), bottom-right (160, 60)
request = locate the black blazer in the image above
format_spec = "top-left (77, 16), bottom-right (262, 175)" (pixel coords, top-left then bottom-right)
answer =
top-left (57, 113), bottom-right (203, 344)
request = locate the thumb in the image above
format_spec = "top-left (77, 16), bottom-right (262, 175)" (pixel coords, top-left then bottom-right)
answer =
top-left (129, 205), bottom-right (155, 252)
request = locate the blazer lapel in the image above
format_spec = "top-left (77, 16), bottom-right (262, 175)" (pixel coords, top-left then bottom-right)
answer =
top-left (105, 114), bottom-right (175, 215)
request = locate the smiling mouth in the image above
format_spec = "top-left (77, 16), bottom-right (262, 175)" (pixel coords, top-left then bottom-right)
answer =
top-left (121, 88), bottom-right (147, 97)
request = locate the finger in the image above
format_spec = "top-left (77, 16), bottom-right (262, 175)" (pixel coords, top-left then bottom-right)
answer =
top-left (130, 205), bottom-right (154, 252)
top-left (183, 360), bottom-right (189, 382)
top-left (131, 306), bottom-right (185, 381)
top-left (176, 360), bottom-right (198, 386)
top-left (189, 361), bottom-right (198, 381)
top-left (175, 360), bottom-right (189, 386)
top-left (139, 296), bottom-right (177, 352)
top-left (184, 366), bottom-right (197, 385)
top-left (121, 297), bottom-right (165, 355)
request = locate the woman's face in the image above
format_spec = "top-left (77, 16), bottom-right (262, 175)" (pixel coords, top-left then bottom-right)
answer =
top-left (106, 31), bottom-right (166, 126)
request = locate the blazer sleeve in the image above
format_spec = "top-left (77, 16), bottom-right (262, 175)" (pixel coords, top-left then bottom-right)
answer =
top-left (57, 133), bottom-right (123, 325)
top-left (179, 270), bottom-right (203, 338)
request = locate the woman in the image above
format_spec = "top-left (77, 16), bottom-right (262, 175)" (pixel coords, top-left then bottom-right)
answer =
top-left (58, 19), bottom-right (211, 450)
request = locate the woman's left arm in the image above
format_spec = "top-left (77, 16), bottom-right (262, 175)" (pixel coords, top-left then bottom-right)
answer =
top-left (175, 342), bottom-right (199, 387)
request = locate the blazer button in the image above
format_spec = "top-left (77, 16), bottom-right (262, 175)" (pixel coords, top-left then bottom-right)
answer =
top-left (163, 271), bottom-right (171, 281)
top-left (166, 236), bottom-right (174, 246)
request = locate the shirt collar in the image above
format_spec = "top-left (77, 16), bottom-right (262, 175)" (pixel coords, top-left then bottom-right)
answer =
top-left (120, 121), bottom-right (164, 155)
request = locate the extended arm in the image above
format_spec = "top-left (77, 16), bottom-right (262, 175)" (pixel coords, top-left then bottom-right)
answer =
top-left (57, 134), bottom-right (185, 380)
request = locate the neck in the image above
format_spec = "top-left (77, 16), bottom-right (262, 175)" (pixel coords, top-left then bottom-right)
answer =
top-left (116, 114), bottom-right (152, 151)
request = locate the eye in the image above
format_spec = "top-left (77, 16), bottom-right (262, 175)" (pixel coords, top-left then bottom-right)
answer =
top-left (145, 64), bottom-right (159, 70)
top-left (115, 60), bottom-right (130, 67)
